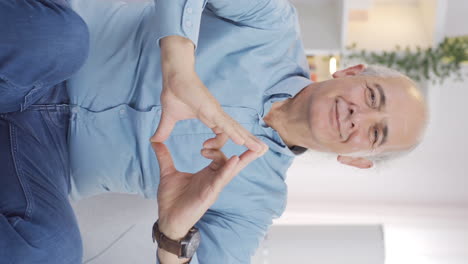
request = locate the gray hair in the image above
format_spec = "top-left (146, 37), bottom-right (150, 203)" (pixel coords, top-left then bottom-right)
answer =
top-left (360, 64), bottom-right (418, 88)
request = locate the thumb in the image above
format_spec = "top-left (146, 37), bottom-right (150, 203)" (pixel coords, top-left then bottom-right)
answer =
top-left (152, 142), bottom-right (176, 176)
top-left (151, 111), bottom-right (177, 142)
top-left (212, 155), bottom-right (240, 191)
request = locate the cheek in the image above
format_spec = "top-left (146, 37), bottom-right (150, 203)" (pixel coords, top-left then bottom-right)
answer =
top-left (309, 99), bottom-right (332, 133)
top-left (346, 131), bottom-right (370, 152)
top-left (342, 86), bottom-right (367, 105)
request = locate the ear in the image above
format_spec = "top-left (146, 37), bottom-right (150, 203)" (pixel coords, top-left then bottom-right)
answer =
top-left (332, 64), bottom-right (366, 79)
top-left (337, 155), bottom-right (373, 169)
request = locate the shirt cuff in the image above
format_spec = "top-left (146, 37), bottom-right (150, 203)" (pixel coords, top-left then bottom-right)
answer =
top-left (153, 0), bottom-right (206, 48)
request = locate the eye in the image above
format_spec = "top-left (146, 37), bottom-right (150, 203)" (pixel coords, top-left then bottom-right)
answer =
top-left (368, 87), bottom-right (377, 107)
top-left (373, 127), bottom-right (379, 145)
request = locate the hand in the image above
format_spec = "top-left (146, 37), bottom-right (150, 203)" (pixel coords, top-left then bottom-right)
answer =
top-left (150, 36), bottom-right (268, 154)
top-left (152, 134), bottom-right (260, 240)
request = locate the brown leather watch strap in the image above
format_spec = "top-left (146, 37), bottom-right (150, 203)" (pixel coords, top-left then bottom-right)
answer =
top-left (153, 221), bottom-right (183, 257)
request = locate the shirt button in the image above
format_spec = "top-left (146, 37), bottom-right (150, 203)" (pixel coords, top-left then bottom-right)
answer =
top-left (186, 7), bottom-right (193, 14)
top-left (71, 107), bottom-right (78, 114)
top-left (185, 21), bottom-right (193, 28)
top-left (119, 109), bottom-right (126, 115)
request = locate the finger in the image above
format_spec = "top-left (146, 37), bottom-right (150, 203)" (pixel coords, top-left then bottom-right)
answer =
top-left (201, 148), bottom-right (228, 171)
top-left (151, 112), bottom-right (177, 142)
top-left (232, 149), bottom-right (260, 176)
top-left (256, 138), bottom-right (269, 156)
top-left (225, 117), bottom-right (269, 154)
top-left (211, 126), bottom-right (223, 134)
top-left (212, 155), bottom-right (240, 190)
top-left (203, 132), bottom-right (229, 149)
top-left (246, 134), bottom-right (269, 156)
top-left (212, 150), bottom-right (259, 191)
top-left (151, 142), bottom-right (176, 176)
top-left (214, 113), bottom-right (262, 152)
top-left (211, 113), bottom-right (246, 145)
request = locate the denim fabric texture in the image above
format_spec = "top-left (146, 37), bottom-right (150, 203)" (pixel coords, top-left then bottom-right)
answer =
top-left (0, 0), bottom-right (89, 263)
top-left (0, 0), bottom-right (89, 113)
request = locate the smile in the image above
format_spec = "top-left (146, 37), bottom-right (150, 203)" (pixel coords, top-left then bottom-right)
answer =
top-left (334, 99), bottom-right (342, 139)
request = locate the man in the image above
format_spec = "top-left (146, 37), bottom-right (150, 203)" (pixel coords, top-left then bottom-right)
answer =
top-left (0, 0), bottom-right (427, 264)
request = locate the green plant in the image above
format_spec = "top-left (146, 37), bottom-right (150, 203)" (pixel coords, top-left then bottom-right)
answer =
top-left (345, 36), bottom-right (468, 84)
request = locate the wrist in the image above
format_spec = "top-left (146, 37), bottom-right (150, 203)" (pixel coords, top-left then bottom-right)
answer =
top-left (160, 36), bottom-right (195, 75)
top-left (154, 220), bottom-right (200, 263)
top-left (158, 219), bottom-right (190, 241)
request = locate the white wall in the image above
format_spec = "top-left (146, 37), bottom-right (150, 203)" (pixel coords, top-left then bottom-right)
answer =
top-left (418, 0), bottom-right (439, 45)
top-left (346, 1), bottom-right (434, 50)
top-left (443, 0), bottom-right (468, 37)
top-left (294, 0), bottom-right (344, 54)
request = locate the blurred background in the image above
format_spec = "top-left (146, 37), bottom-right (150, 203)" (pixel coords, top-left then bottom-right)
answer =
top-left (72, 0), bottom-right (468, 263)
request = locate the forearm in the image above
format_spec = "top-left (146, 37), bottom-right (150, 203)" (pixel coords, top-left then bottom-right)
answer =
top-left (160, 36), bottom-right (196, 80)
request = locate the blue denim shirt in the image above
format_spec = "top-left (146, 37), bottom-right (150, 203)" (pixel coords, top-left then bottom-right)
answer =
top-left (68, 0), bottom-right (311, 263)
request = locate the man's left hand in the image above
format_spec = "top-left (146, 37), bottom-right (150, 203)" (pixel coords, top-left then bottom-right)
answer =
top-left (152, 134), bottom-right (260, 241)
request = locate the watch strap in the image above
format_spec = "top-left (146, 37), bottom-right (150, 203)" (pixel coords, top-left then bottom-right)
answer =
top-left (153, 221), bottom-right (183, 257)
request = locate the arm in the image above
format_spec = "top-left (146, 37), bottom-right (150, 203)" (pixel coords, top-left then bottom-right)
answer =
top-left (153, 35), bottom-right (267, 155)
top-left (151, 0), bottom-right (293, 151)
top-left (153, 0), bottom-right (293, 47)
top-left (193, 210), bottom-right (271, 263)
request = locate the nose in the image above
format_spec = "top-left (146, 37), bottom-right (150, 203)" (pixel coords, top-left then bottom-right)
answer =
top-left (343, 103), bottom-right (384, 137)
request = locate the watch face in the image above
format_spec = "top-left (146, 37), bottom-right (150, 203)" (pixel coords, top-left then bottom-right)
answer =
top-left (183, 231), bottom-right (201, 258)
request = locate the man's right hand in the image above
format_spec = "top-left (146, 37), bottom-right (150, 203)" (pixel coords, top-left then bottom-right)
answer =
top-left (150, 36), bottom-right (268, 155)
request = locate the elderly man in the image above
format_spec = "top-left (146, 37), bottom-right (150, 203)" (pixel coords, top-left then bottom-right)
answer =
top-left (0, 0), bottom-right (427, 263)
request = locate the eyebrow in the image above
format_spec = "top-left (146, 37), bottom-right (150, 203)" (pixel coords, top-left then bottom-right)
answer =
top-left (374, 83), bottom-right (386, 110)
top-left (371, 83), bottom-right (388, 147)
top-left (379, 125), bottom-right (388, 147)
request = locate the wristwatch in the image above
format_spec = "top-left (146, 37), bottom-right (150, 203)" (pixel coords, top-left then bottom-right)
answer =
top-left (152, 220), bottom-right (201, 260)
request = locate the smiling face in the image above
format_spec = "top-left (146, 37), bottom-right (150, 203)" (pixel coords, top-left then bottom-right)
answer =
top-left (304, 65), bottom-right (427, 165)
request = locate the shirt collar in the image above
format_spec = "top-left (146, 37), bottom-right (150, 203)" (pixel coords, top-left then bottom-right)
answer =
top-left (261, 75), bottom-right (312, 117)
top-left (260, 75), bottom-right (312, 157)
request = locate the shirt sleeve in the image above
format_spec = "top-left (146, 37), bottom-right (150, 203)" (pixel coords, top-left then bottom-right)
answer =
top-left (153, 0), bottom-right (294, 47)
top-left (194, 209), bottom-right (271, 263)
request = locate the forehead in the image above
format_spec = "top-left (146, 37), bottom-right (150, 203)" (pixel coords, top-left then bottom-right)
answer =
top-left (368, 76), bottom-right (427, 152)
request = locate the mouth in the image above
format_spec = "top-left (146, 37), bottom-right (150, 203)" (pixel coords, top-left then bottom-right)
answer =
top-left (335, 99), bottom-right (342, 140)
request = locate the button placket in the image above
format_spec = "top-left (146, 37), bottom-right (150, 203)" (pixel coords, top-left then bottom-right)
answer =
top-left (182, 1), bottom-right (194, 35)
top-left (119, 108), bottom-right (126, 118)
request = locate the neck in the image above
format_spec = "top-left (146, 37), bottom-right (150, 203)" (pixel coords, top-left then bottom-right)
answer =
top-left (263, 90), bottom-right (312, 148)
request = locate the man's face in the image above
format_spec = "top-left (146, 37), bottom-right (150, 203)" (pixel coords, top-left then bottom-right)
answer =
top-left (306, 69), bottom-right (427, 158)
